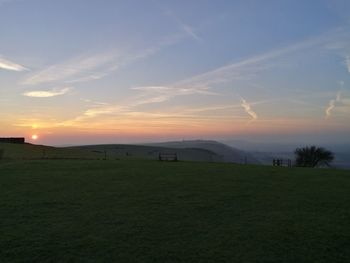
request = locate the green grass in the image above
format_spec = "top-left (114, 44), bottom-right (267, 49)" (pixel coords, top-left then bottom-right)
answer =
top-left (0, 143), bottom-right (102, 159)
top-left (1, 159), bottom-right (350, 262)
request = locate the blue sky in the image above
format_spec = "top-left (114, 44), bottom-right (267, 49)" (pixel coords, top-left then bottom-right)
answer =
top-left (1, 0), bottom-right (350, 145)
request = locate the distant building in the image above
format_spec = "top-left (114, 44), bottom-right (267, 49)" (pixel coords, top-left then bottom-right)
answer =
top-left (0, 137), bottom-right (25, 144)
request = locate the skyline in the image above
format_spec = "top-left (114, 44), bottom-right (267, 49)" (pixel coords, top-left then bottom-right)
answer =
top-left (1, 0), bottom-right (350, 145)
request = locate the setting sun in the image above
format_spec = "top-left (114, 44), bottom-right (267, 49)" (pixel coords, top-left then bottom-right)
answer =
top-left (31, 134), bottom-right (38, 140)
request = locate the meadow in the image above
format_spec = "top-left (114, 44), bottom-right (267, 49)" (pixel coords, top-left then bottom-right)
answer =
top-left (1, 158), bottom-right (350, 262)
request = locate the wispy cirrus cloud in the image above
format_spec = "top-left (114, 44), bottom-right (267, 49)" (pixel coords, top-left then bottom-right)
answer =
top-left (28, 28), bottom-right (350, 130)
top-left (325, 90), bottom-right (342, 119)
top-left (132, 85), bottom-right (218, 104)
top-left (55, 84), bottom-right (220, 127)
top-left (21, 30), bottom-right (192, 87)
top-left (175, 28), bottom-right (350, 97)
top-left (22, 52), bottom-right (118, 85)
top-left (161, 5), bottom-right (202, 42)
top-left (22, 87), bottom-right (71, 98)
top-left (240, 98), bottom-right (258, 121)
top-left (63, 32), bottom-right (336, 125)
top-left (0, 56), bottom-right (28, 72)
top-left (124, 31), bottom-right (336, 112)
top-left (182, 24), bottom-right (201, 41)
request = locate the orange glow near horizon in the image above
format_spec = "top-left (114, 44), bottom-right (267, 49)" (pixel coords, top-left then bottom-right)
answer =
top-left (1, 113), bottom-right (349, 145)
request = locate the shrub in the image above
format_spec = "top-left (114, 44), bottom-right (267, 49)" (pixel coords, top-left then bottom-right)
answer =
top-left (294, 146), bottom-right (334, 167)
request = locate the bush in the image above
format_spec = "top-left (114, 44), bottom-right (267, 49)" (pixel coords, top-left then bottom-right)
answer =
top-left (294, 146), bottom-right (334, 167)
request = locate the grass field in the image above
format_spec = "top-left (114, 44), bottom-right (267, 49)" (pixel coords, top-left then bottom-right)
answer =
top-left (0, 142), bottom-right (220, 162)
top-left (1, 159), bottom-right (350, 262)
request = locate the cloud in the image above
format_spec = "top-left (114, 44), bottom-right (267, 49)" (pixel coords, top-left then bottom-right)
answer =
top-left (126, 35), bottom-right (328, 109)
top-left (131, 85), bottom-right (219, 107)
top-left (325, 99), bottom-right (336, 118)
top-left (131, 86), bottom-right (172, 91)
top-left (162, 7), bottom-right (202, 42)
top-left (84, 105), bottom-right (125, 117)
top-left (182, 24), bottom-right (201, 41)
top-left (36, 28), bottom-right (350, 129)
top-left (65, 73), bottom-right (109, 84)
top-left (59, 84), bottom-right (220, 126)
top-left (72, 31), bottom-right (336, 123)
top-left (173, 28), bottom-right (350, 92)
top-left (241, 98), bottom-right (258, 120)
top-left (22, 52), bottom-right (117, 85)
top-left (325, 91), bottom-right (342, 119)
top-left (21, 32), bottom-right (188, 86)
top-left (0, 57), bottom-right (28, 72)
top-left (22, 87), bottom-right (71, 98)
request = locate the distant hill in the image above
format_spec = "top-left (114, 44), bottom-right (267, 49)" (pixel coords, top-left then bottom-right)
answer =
top-left (67, 144), bottom-right (221, 162)
top-left (1, 140), bottom-right (347, 168)
top-left (0, 140), bottom-right (259, 164)
top-left (223, 140), bottom-right (350, 169)
top-left (146, 140), bottom-right (260, 164)
top-left (0, 142), bottom-right (220, 162)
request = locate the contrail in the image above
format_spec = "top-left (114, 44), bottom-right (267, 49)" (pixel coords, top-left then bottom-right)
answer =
top-left (325, 90), bottom-right (341, 119)
top-left (240, 98), bottom-right (258, 120)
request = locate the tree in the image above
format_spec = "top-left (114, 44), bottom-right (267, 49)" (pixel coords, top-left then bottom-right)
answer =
top-left (294, 146), bottom-right (334, 167)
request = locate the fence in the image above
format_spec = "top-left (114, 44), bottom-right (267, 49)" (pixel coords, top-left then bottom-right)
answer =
top-left (159, 153), bottom-right (178, 161)
top-left (273, 159), bottom-right (292, 168)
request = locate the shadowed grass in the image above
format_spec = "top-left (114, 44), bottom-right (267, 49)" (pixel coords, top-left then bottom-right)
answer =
top-left (0, 160), bottom-right (350, 262)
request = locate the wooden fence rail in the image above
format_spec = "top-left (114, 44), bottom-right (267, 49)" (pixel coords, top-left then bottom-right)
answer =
top-left (159, 153), bottom-right (178, 161)
top-left (273, 159), bottom-right (292, 168)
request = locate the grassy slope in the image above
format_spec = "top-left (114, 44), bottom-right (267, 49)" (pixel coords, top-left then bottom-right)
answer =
top-left (67, 144), bottom-right (220, 162)
top-left (0, 143), bottom-right (220, 162)
top-left (1, 160), bottom-right (350, 262)
top-left (147, 140), bottom-right (260, 164)
top-left (0, 143), bottom-right (101, 159)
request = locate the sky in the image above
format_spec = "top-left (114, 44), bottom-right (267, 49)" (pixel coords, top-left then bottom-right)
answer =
top-left (1, 0), bottom-right (350, 146)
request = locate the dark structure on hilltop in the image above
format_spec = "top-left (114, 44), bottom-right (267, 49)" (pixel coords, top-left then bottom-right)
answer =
top-left (0, 137), bottom-right (25, 144)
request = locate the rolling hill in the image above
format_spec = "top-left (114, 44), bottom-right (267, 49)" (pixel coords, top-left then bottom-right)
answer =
top-left (146, 140), bottom-right (260, 164)
top-left (0, 142), bottom-right (221, 162)
top-left (0, 140), bottom-right (261, 164)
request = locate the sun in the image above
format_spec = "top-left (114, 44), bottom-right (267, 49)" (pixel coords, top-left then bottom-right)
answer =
top-left (31, 134), bottom-right (38, 140)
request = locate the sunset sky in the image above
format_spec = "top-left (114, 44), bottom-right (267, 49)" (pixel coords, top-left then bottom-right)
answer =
top-left (1, 0), bottom-right (350, 145)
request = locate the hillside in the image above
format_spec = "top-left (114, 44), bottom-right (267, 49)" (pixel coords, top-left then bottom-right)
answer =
top-left (0, 142), bottom-right (221, 162)
top-left (67, 144), bottom-right (221, 162)
top-left (147, 140), bottom-right (260, 164)
top-left (0, 142), bottom-right (101, 159)
top-left (224, 140), bottom-right (350, 169)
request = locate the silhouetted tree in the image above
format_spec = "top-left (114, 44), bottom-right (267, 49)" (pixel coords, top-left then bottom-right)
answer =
top-left (294, 146), bottom-right (334, 167)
